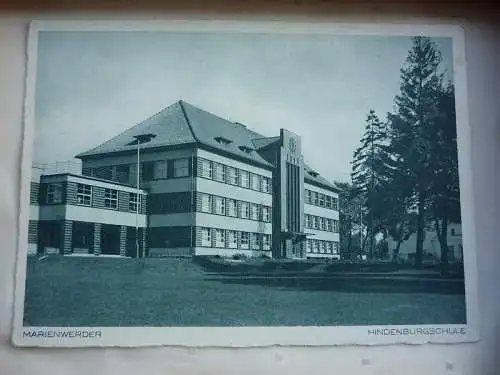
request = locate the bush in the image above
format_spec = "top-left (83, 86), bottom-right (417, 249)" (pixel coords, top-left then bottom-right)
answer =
top-left (232, 253), bottom-right (248, 260)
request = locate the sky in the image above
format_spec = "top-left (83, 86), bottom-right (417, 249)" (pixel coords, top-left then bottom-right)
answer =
top-left (32, 30), bottom-right (453, 183)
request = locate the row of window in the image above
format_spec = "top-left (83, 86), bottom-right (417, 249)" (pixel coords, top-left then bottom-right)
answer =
top-left (305, 239), bottom-right (339, 255)
top-left (200, 227), bottom-right (271, 250)
top-left (83, 158), bottom-right (190, 184)
top-left (77, 183), bottom-right (142, 212)
top-left (304, 214), bottom-right (339, 233)
top-left (198, 157), bottom-right (272, 194)
top-left (46, 182), bottom-right (143, 212)
top-left (198, 193), bottom-right (271, 222)
top-left (305, 189), bottom-right (338, 210)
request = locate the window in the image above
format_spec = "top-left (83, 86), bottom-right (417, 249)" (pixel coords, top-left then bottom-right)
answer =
top-left (261, 206), bottom-right (270, 222)
top-left (314, 240), bottom-right (320, 253)
top-left (262, 234), bottom-right (271, 250)
top-left (240, 170), bottom-right (250, 188)
top-left (328, 242), bottom-right (334, 254)
top-left (313, 191), bottom-right (319, 205)
top-left (200, 159), bottom-right (213, 179)
top-left (314, 216), bottom-right (320, 230)
top-left (325, 195), bottom-right (332, 208)
top-left (215, 229), bottom-right (225, 247)
top-left (319, 217), bottom-right (326, 231)
top-left (250, 233), bottom-right (259, 249)
top-left (321, 241), bottom-right (327, 254)
top-left (228, 231), bottom-right (238, 248)
top-left (227, 166), bottom-right (238, 185)
top-left (240, 232), bottom-right (250, 249)
top-left (333, 220), bottom-right (339, 233)
top-left (47, 183), bottom-right (63, 204)
top-left (227, 199), bottom-right (238, 217)
top-left (201, 228), bottom-right (211, 247)
top-left (261, 177), bottom-right (271, 193)
top-left (214, 196), bottom-right (225, 215)
top-left (326, 219), bottom-right (333, 232)
top-left (201, 193), bottom-right (212, 213)
top-left (129, 193), bottom-right (141, 212)
top-left (319, 194), bottom-right (325, 207)
top-left (153, 160), bottom-right (168, 179)
top-left (214, 163), bottom-right (225, 182)
top-left (240, 202), bottom-right (250, 219)
top-left (104, 188), bottom-right (118, 209)
top-left (333, 241), bottom-right (339, 254)
top-left (250, 173), bottom-right (260, 191)
top-left (306, 240), bottom-right (312, 253)
top-left (251, 204), bottom-right (259, 220)
top-left (173, 158), bottom-right (189, 178)
top-left (305, 215), bottom-right (311, 228)
top-left (332, 197), bottom-right (338, 210)
top-left (77, 184), bottom-right (92, 206)
top-left (305, 190), bottom-right (312, 204)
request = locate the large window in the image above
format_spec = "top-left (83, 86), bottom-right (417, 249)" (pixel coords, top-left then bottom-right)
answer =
top-left (250, 204), bottom-right (259, 221)
top-left (240, 232), bottom-right (249, 249)
top-left (104, 188), bottom-right (118, 209)
top-left (305, 189), bottom-right (312, 204)
top-left (227, 199), bottom-right (238, 217)
top-left (215, 229), bottom-right (225, 248)
top-left (153, 160), bottom-right (168, 179)
top-left (332, 197), bottom-right (339, 210)
top-left (319, 194), bottom-right (325, 207)
top-left (261, 206), bottom-right (270, 222)
top-left (325, 195), bottom-right (332, 208)
top-left (314, 216), bottom-right (320, 230)
top-left (77, 184), bottom-right (92, 206)
top-left (214, 163), bottom-right (225, 182)
top-left (333, 241), bottom-right (339, 254)
top-left (227, 166), bottom-right (238, 185)
top-left (262, 234), bottom-right (271, 250)
top-left (47, 183), bottom-right (63, 204)
top-left (313, 191), bottom-right (319, 205)
top-left (319, 217), bottom-right (326, 231)
top-left (327, 242), bottom-right (334, 254)
top-left (240, 170), bottom-right (250, 188)
top-left (228, 231), bottom-right (238, 249)
top-left (129, 192), bottom-right (140, 212)
top-left (250, 173), bottom-right (260, 191)
top-left (201, 228), bottom-right (211, 247)
top-left (333, 220), bottom-right (339, 233)
top-left (306, 240), bottom-right (312, 253)
top-left (250, 233), bottom-right (259, 249)
top-left (173, 158), bottom-right (189, 177)
top-left (214, 196), bottom-right (225, 215)
top-left (261, 177), bottom-right (271, 193)
top-left (200, 159), bottom-right (213, 179)
top-left (200, 193), bottom-right (212, 213)
top-left (326, 218), bottom-right (333, 232)
top-left (240, 202), bottom-right (250, 219)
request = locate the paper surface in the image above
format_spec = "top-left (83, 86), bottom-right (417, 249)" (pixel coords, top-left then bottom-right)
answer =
top-left (12, 18), bottom-right (480, 347)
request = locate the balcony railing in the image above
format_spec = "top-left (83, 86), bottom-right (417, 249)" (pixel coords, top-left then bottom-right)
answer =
top-left (34, 160), bottom-right (83, 176)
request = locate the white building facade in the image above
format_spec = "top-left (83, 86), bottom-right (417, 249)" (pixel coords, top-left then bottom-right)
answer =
top-left (28, 101), bottom-right (341, 259)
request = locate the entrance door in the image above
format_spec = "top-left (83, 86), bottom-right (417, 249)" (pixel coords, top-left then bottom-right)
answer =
top-left (100, 224), bottom-right (120, 255)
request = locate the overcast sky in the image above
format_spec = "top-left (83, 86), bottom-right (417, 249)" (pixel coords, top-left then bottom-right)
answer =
top-left (33, 30), bottom-right (453, 183)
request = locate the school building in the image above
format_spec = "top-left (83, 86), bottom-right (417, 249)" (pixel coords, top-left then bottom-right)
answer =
top-left (27, 100), bottom-right (341, 259)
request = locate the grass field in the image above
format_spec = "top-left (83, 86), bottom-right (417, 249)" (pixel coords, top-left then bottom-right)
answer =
top-left (23, 256), bottom-right (466, 327)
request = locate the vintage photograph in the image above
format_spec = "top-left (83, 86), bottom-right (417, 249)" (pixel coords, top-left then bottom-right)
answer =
top-left (13, 20), bottom-right (478, 347)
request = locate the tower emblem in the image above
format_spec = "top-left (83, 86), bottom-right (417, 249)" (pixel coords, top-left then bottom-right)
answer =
top-left (288, 137), bottom-right (297, 154)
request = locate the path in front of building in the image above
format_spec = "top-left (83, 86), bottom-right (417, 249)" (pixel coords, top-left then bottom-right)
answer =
top-left (23, 257), bottom-right (466, 327)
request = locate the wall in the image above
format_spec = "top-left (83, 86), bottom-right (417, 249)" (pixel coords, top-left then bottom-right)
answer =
top-left (1, 11), bottom-right (499, 375)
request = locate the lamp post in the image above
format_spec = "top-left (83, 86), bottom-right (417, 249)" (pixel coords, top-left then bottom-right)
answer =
top-left (127, 133), bottom-right (156, 260)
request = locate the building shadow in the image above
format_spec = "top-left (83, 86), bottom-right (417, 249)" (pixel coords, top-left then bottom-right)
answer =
top-left (203, 275), bottom-right (466, 295)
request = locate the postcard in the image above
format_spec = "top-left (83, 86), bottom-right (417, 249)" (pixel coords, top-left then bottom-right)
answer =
top-left (12, 19), bottom-right (479, 347)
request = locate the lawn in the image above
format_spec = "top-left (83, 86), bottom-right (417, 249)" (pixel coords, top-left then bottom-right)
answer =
top-left (23, 256), bottom-right (466, 327)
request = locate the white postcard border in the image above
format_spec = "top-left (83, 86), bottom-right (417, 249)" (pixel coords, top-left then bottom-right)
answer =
top-left (12, 18), bottom-right (480, 347)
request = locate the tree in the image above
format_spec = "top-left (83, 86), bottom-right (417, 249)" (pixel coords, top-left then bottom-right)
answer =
top-left (336, 181), bottom-right (364, 260)
top-left (351, 110), bottom-right (393, 259)
top-left (387, 36), bottom-right (446, 266)
top-left (427, 82), bottom-right (461, 274)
